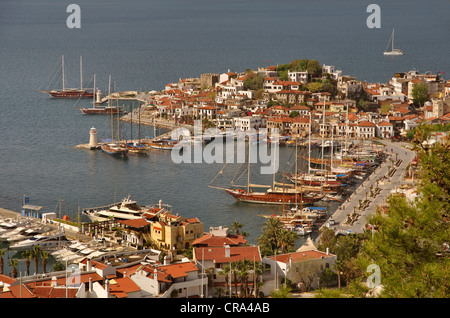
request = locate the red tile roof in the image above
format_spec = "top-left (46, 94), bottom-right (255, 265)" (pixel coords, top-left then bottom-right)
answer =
top-left (194, 246), bottom-right (261, 264)
top-left (377, 121), bottom-right (393, 126)
top-left (118, 218), bottom-right (150, 229)
top-left (358, 120), bottom-right (376, 127)
top-left (267, 250), bottom-right (334, 263)
top-left (109, 277), bottom-right (141, 298)
top-left (192, 234), bottom-right (247, 247)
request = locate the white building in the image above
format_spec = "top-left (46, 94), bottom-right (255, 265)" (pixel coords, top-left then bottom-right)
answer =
top-left (288, 71), bottom-right (309, 83)
top-left (234, 115), bottom-right (263, 131)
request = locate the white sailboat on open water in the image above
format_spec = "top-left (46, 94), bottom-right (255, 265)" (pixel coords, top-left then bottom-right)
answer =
top-left (384, 28), bottom-right (404, 56)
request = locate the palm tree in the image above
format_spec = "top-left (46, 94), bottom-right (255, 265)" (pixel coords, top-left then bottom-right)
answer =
top-left (217, 264), bottom-right (231, 296)
top-left (23, 250), bottom-right (33, 276)
top-left (231, 221), bottom-right (243, 235)
top-left (231, 262), bottom-right (239, 297)
top-left (41, 251), bottom-right (49, 274)
top-left (249, 261), bottom-right (263, 298)
top-left (9, 258), bottom-right (18, 278)
top-left (237, 259), bottom-right (252, 298)
top-left (32, 246), bottom-right (41, 275)
top-left (0, 250), bottom-right (5, 275)
top-left (278, 229), bottom-right (299, 254)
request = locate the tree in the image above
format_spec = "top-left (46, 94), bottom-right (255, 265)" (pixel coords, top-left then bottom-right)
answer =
top-left (32, 246), bottom-right (41, 275)
top-left (411, 82), bottom-right (429, 107)
top-left (307, 82), bottom-right (323, 93)
top-left (353, 126), bottom-right (449, 297)
top-left (24, 250), bottom-right (33, 276)
top-left (41, 251), bottom-right (49, 274)
top-left (0, 250), bottom-right (5, 275)
top-left (289, 111), bottom-right (299, 118)
top-left (217, 264), bottom-right (231, 296)
top-left (380, 102), bottom-right (393, 114)
top-left (306, 60), bottom-right (322, 76)
top-left (231, 220), bottom-right (243, 235)
top-left (258, 218), bottom-right (296, 256)
top-left (9, 258), bottom-right (18, 278)
top-left (244, 71), bottom-right (265, 91)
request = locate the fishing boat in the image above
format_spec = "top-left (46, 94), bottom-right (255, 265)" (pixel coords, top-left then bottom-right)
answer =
top-left (39, 55), bottom-right (93, 98)
top-left (82, 195), bottom-right (148, 222)
top-left (383, 28), bottom-right (404, 56)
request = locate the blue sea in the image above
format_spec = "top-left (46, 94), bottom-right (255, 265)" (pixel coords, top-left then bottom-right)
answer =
top-left (0, 0), bottom-right (449, 274)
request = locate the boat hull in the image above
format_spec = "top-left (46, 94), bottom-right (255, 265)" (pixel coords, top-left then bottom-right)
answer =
top-left (225, 189), bottom-right (323, 205)
top-left (40, 89), bottom-right (93, 99)
top-left (81, 107), bottom-right (124, 115)
top-left (101, 143), bottom-right (128, 157)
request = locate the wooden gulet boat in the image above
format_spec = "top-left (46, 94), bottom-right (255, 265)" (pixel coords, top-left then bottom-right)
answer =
top-left (39, 55), bottom-right (93, 99)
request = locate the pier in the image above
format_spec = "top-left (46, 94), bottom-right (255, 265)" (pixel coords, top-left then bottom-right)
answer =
top-left (319, 139), bottom-right (416, 237)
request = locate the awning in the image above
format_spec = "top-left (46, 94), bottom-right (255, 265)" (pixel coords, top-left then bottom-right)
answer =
top-left (22, 205), bottom-right (45, 211)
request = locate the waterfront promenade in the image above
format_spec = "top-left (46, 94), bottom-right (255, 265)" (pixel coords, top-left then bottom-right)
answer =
top-left (321, 140), bottom-right (416, 236)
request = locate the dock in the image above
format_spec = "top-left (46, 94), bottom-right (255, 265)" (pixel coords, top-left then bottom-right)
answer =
top-left (319, 139), bottom-right (416, 237)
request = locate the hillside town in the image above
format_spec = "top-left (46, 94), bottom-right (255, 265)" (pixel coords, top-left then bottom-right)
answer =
top-left (123, 60), bottom-right (450, 141)
top-left (0, 60), bottom-right (448, 299)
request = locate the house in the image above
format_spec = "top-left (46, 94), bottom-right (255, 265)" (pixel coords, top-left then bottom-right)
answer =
top-left (193, 245), bottom-right (262, 297)
top-left (233, 115), bottom-right (263, 132)
top-left (147, 210), bottom-right (204, 251)
top-left (128, 261), bottom-right (205, 298)
top-left (357, 120), bottom-right (376, 139)
top-left (116, 218), bottom-right (151, 249)
top-left (288, 71), bottom-right (309, 83)
top-left (192, 226), bottom-right (247, 248)
top-left (291, 116), bottom-right (311, 137)
top-left (262, 238), bottom-right (337, 291)
top-left (376, 121), bottom-right (394, 138)
top-left (289, 105), bottom-right (311, 116)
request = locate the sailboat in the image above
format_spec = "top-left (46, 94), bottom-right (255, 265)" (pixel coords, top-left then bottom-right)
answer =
top-left (80, 74), bottom-right (124, 114)
top-left (124, 104), bottom-right (148, 154)
top-left (101, 75), bottom-right (128, 158)
top-left (383, 28), bottom-right (404, 56)
top-left (39, 55), bottom-right (94, 98)
top-left (212, 135), bottom-right (323, 205)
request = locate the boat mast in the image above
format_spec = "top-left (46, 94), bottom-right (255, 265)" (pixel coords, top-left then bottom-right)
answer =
top-left (321, 99), bottom-right (325, 185)
top-left (308, 112), bottom-right (311, 174)
top-left (247, 140), bottom-right (251, 193)
top-left (92, 74), bottom-right (96, 108)
top-left (62, 55), bottom-right (65, 91)
top-left (80, 55), bottom-right (83, 90)
top-left (109, 75), bottom-right (113, 141)
top-left (392, 29), bottom-right (395, 50)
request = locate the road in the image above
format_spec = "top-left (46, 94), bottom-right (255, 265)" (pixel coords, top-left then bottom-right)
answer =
top-left (321, 140), bottom-right (416, 236)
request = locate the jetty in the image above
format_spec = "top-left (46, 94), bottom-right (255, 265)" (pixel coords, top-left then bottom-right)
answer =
top-left (319, 139), bottom-right (416, 237)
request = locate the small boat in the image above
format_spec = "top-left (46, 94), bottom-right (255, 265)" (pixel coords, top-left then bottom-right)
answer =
top-left (125, 141), bottom-right (148, 154)
top-left (383, 28), bottom-right (404, 56)
top-left (81, 105), bottom-right (125, 115)
top-left (147, 138), bottom-right (178, 150)
top-left (101, 142), bottom-right (128, 158)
